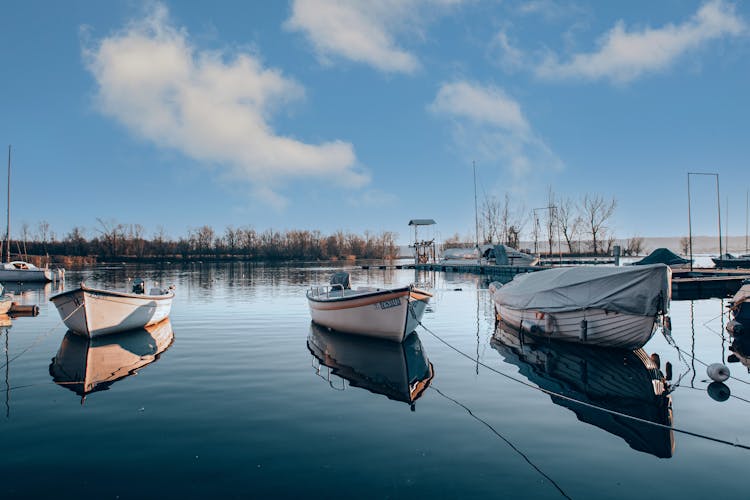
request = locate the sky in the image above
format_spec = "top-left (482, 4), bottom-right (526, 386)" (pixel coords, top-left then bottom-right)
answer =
top-left (1, 0), bottom-right (748, 244)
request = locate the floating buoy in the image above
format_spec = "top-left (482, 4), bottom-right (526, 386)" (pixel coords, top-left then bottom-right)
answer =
top-left (707, 363), bottom-right (730, 382)
top-left (8, 303), bottom-right (39, 317)
top-left (727, 320), bottom-right (744, 336)
top-left (708, 381), bottom-right (731, 402)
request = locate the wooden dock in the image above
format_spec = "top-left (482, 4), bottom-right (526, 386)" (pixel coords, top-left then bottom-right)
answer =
top-left (671, 269), bottom-right (749, 301)
top-left (361, 263), bottom-right (750, 300)
top-left (413, 262), bottom-right (543, 282)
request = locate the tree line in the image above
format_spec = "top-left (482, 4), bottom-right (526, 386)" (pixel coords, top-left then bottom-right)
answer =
top-left (446, 189), bottom-right (643, 256)
top-left (8, 219), bottom-right (399, 262)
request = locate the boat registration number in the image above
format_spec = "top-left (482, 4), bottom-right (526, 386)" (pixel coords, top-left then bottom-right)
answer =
top-left (376, 298), bottom-right (401, 310)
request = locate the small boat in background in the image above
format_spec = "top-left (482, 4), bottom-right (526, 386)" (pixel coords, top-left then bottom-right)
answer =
top-left (49, 319), bottom-right (174, 402)
top-left (489, 264), bottom-right (671, 349)
top-left (307, 272), bottom-right (431, 342)
top-left (712, 253), bottom-right (750, 269)
top-left (0, 261), bottom-right (63, 282)
top-left (307, 324), bottom-right (434, 409)
top-left (50, 279), bottom-right (175, 338)
top-left (1, 148), bottom-right (65, 283)
top-left (632, 248), bottom-right (691, 269)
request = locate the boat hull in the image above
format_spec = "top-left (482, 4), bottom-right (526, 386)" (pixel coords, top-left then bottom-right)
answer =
top-left (50, 287), bottom-right (174, 338)
top-left (713, 258), bottom-right (750, 269)
top-left (494, 304), bottom-right (657, 350)
top-left (307, 287), bottom-right (430, 342)
top-left (0, 268), bottom-right (52, 282)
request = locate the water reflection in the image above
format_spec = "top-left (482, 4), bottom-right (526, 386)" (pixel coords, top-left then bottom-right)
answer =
top-left (307, 324), bottom-right (434, 410)
top-left (4, 281), bottom-right (61, 302)
top-left (491, 322), bottom-right (674, 458)
top-left (1, 315), bottom-right (11, 418)
top-left (728, 335), bottom-right (750, 372)
top-left (49, 319), bottom-right (174, 402)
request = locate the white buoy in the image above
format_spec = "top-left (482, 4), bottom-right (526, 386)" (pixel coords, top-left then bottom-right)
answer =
top-left (707, 363), bottom-right (731, 382)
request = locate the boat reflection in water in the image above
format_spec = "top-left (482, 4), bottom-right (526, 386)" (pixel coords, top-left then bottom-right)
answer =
top-left (491, 321), bottom-right (674, 458)
top-left (49, 318), bottom-right (174, 402)
top-left (728, 335), bottom-right (750, 372)
top-left (307, 323), bottom-right (434, 410)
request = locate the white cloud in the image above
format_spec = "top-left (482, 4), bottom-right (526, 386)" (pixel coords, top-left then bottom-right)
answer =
top-left (430, 81), bottom-right (529, 134)
top-left (536, 0), bottom-right (746, 84)
top-left (83, 4), bottom-right (367, 205)
top-left (285, 0), bottom-right (463, 73)
top-left (429, 81), bottom-right (562, 182)
top-left (489, 30), bottom-right (526, 72)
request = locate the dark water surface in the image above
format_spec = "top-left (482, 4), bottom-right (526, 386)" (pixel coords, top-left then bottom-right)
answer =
top-left (1, 262), bottom-right (749, 499)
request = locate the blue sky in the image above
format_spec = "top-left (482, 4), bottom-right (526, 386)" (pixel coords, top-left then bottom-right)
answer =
top-left (1, 0), bottom-right (748, 244)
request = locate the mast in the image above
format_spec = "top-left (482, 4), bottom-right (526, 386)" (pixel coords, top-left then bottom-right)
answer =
top-left (472, 160), bottom-right (479, 264)
top-left (5, 145), bottom-right (10, 263)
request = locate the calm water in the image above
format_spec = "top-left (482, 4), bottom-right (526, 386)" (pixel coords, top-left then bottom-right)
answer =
top-left (1, 262), bottom-right (749, 499)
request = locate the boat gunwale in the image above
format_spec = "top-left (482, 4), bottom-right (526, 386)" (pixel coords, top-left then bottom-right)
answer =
top-left (306, 285), bottom-right (431, 304)
top-left (50, 285), bottom-right (175, 303)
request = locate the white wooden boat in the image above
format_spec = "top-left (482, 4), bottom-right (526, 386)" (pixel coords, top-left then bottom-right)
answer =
top-left (307, 324), bottom-right (434, 408)
top-left (0, 261), bottom-right (62, 282)
top-left (307, 272), bottom-right (432, 342)
top-left (49, 318), bottom-right (174, 400)
top-left (489, 264), bottom-right (671, 349)
top-left (50, 280), bottom-right (175, 338)
top-left (491, 322), bottom-right (674, 458)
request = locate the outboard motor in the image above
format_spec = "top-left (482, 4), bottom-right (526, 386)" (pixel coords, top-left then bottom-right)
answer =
top-left (132, 278), bottom-right (145, 294)
top-left (329, 272), bottom-right (351, 290)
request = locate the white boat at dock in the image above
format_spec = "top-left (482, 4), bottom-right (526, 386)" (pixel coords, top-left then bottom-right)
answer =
top-left (440, 244), bottom-right (538, 267)
top-left (50, 279), bottom-right (175, 338)
top-left (1, 148), bottom-right (65, 283)
top-left (489, 264), bottom-right (671, 349)
top-left (0, 260), bottom-right (63, 283)
top-left (307, 272), bottom-right (432, 342)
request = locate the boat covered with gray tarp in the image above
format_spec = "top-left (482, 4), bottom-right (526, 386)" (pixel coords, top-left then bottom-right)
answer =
top-left (489, 264), bottom-right (671, 349)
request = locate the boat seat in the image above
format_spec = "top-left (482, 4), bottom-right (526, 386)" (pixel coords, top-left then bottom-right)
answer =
top-left (330, 272), bottom-right (351, 290)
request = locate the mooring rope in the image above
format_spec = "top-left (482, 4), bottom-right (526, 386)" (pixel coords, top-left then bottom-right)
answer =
top-left (433, 385), bottom-right (572, 499)
top-left (416, 318), bottom-right (750, 452)
top-left (0, 302), bottom-right (84, 371)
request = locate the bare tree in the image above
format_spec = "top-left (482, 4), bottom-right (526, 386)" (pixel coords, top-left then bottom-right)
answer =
top-left (37, 220), bottom-right (50, 244)
top-left (96, 218), bottom-right (126, 258)
top-left (580, 194), bottom-right (617, 255)
top-left (625, 236), bottom-right (645, 256)
top-left (558, 197), bottom-right (581, 253)
top-left (498, 193), bottom-right (527, 248)
top-left (680, 237), bottom-right (690, 255)
top-left (481, 195), bottom-right (502, 244)
top-left (545, 187), bottom-right (556, 255)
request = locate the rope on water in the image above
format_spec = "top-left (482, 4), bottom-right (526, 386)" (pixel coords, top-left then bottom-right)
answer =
top-left (433, 385), bottom-right (572, 499)
top-left (417, 319), bottom-right (750, 452)
top-left (0, 302), bottom-right (84, 371)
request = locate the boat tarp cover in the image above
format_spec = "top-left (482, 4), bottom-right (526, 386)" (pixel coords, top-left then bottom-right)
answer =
top-left (633, 248), bottom-right (689, 266)
top-left (494, 264), bottom-right (671, 315)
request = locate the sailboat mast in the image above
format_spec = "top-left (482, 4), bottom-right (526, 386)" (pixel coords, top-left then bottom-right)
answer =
top-left (5, 145), bottom-right (10, 264)
top-left (472, 160), bottom-right (479, 264)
